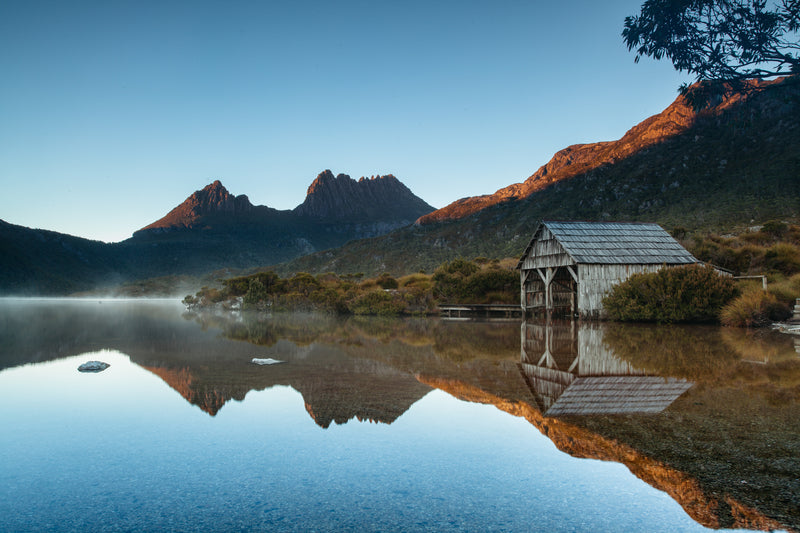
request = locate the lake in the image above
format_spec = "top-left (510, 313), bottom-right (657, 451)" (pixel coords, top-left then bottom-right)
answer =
top-left (0, 299), bottom-right (797, 532)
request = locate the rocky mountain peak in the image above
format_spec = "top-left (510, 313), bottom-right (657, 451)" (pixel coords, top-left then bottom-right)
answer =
top-left (294, 170), bottom-right (434, 222)
top-left (136, 180), bottom-right (254, 234)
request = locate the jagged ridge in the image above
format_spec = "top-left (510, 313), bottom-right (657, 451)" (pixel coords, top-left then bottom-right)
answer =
top-left (294, 170), bottom-right (435, 222)
top-left (417, 79), bottom-right (778, 225)
top-left (135, 180), bottom-right (258, 235)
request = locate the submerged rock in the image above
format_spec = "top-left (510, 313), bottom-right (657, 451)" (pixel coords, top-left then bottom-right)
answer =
top-left (251, 358), bottom-right (283, 366)
top-left (78, 361), bottom-right (110, 373)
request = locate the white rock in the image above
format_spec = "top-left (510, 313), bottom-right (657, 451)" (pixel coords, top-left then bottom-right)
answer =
top-left (251, 358), bottom-right (284, 365)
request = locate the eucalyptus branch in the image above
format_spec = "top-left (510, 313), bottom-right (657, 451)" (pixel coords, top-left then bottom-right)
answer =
top-left (624, 0), bottom-right (800, 107)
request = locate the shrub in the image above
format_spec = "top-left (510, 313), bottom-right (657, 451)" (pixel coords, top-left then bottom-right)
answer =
top-left (376, 273), bottom-right (399, 290)
top-left (224, 271), bottom-right (280, 296)
top-left (764, 243), bottom-right (800, 275)
top-left (767, 273), bottom-right (800, 303)
top-left (398, 273), bottom-right (432, 290)
top-left (243, 277), bottom-right (269, 309)
top-left (283, 272), bottom-right (321, 296)
top-left (436, 258), bottom-right (480, 277)
top-left (463, 269), bottom-right (518, 303)
top-left (351, 290), bottom-right (406, 316)
top-left (602, 264), bottom-right (739, 323)
top-left (432, 259), bottom-right (516, 303)
top-left (761, 220), bottom-right (788, 239)
top-left (720, 290), bottom-right (791, 327)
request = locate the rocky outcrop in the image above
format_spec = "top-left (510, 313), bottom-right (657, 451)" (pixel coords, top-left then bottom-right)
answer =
top-left (135, 181), bottom-right (256, 235)
top-left (77, 361), bottom-right (109, 373)
top-left (417, 78), bottom-right (787, 225)
top-left (294, 170), bottom-right (434, 222)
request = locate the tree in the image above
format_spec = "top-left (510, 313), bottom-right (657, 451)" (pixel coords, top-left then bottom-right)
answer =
top-left (623, 0), bottom-right (800, 107)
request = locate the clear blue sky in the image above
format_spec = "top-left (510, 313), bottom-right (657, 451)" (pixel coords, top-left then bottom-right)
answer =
top-left (0, 0), bottom-right (689, 243)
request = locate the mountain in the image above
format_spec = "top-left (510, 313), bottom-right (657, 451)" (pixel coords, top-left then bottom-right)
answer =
top-left (121, 172), bottom-right (434, 278)
top-left (276, 77), bottom-right (800, 277)
top-left (294, 170), bottom-right (434, 223)
top-left (417, 78), bottom-right (788, 225)
top-left (0, 171), bottom-right (434, 295)
top-left (135, 179), bottom-right (260, 234)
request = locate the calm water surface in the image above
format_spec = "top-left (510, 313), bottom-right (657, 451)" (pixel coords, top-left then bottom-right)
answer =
top-left (0, 299), bottom-right (797, 532)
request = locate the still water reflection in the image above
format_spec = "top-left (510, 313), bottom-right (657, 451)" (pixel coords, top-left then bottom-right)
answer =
top-left (0, 299), bottom-right (797, 532)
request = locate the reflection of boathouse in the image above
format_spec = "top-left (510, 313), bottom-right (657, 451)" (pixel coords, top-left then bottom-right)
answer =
top-left (520, 321), bottom-right (692, 416)
top-left (517, 221), bottom-right (698, 318)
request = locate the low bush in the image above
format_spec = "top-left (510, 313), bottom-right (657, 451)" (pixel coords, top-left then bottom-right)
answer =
top-left (351, 290), bottom-right (405, 316)
top-left (768, 273), bottom-right (800, 303)
top-left (602, 264), bottom-right (739, 323)
top-left (764, 243), bottom-right (800, 275)
top-left (720, 290), bottom-right (791, 327)
top-left (432, 258), bottom-right (516, 303)
top-left (689, 223), bottom-right (800, 275)
top-left (187, 259), bottom-right (516, 315)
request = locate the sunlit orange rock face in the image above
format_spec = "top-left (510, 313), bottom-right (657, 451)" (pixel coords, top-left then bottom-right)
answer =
top-left (136, 180), bottom-right (256, 233)
top-left (417, 375), bottom-right (786, 532)
top-left (141, 366), bottom-right (229, 416)
top-left (416, 79), bottom-right (774, 225)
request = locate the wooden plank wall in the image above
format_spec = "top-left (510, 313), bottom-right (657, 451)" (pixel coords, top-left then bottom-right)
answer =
top-left (519, 227), bottom-right (574, 270)
top-left (577, 264), bottom-right (664, 318)
top-left (576, 323), bottom-right (646, 375)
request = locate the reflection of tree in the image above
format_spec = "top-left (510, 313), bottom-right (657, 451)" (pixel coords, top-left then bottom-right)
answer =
top-left (719, 328), bottom-right (800, 405)
top-left (602, 322), bottom-right (800, 404)
top-left (186, 311), bottom-right (344, 347)
top-left (602, 323), bottom-right (739, 380)
top-left (185, 310), bottom-right (520, 363)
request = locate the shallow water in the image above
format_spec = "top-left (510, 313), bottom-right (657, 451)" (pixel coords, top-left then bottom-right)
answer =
top-left (0, 299), bottom-right (797, 532)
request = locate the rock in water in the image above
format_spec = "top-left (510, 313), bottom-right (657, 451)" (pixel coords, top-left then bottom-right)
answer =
top-left (251, 358), bottom-right (283, 365)
top-left (78, 361), bottom-right (110, 373)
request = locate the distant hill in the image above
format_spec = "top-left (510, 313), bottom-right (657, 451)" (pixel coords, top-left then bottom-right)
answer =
top-left (276, 77), bottom-right (800, 277)
top-left (0, 171), bottom-right (434, 295)
top-left (0, 220), bottom-right (125, 295)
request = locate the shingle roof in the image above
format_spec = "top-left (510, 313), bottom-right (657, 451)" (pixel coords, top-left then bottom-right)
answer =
top-left (544, 376), bottom-right (693, 416)
top-left (520, 362), bottom-right (693, 416)
top-left (528, 220), bottom-right (698, 265)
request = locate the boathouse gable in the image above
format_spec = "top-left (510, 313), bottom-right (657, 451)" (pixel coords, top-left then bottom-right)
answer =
top-left (518, 221), bottom-right (698, 318)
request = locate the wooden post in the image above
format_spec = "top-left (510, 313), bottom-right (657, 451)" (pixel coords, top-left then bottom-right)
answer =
top-left (520, 270), bottom-right (531, 312)
top-left (566, 265), bottom-right (578, 318)
top-left (536, 267), bottom-right (555, 312)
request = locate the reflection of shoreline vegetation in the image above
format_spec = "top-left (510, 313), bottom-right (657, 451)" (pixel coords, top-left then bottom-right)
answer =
top-left (183, 258), bottom-right (517, 316)
top-left (184, 309), bottom-right (520, 364)
top-left (602, 323), bottom-right (800, 404)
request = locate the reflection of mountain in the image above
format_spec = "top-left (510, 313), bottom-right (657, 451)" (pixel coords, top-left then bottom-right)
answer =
top-left (419, 376), bottom-right (785, 532)
top-left (0, 301), bottom-right (431, 425)
top-left (520, 321), bottom-right (692, 416)
top-left (141, 349), bottom-right (431, 426)
top-left (2, 301), bottom-right (798, 531)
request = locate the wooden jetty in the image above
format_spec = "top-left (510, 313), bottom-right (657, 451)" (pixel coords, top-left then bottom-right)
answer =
top-left (439, 304), bottom-right (522, 320)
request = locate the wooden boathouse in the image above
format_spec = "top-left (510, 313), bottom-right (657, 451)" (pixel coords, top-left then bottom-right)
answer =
top-left (517, 221), bottom-right (698, 318)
